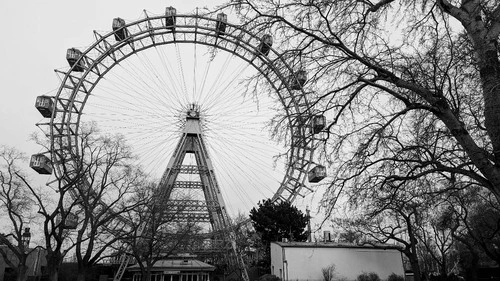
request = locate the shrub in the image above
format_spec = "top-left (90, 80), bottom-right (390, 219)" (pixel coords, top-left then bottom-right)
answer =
top-left (259, 274), bottom-right (280, 281)
top-left (356, 272), bottom-right (381, 281)
top-left (387, 273), bottom-right (405, 281)
top-left (322, 265), bottom-right (337, 281)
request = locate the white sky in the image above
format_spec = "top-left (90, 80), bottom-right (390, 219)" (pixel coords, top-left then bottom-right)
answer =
top-left (0, 0), bottom-right (327, 238)
top-left (0, 0), bottom-right (225, 153)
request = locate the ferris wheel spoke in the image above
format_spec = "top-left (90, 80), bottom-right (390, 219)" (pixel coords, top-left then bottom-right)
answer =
top-left (155, 46), bottom-right (187, 107)
top-left (175, 44), bottom-right (190, 100)
top-left (45, 13), bottom-right (318, 224)
top-left (101, 68), bottom-right (171, 114)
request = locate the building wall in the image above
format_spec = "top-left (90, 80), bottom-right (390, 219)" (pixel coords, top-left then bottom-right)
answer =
top-left (0, 247), bottom-right (46, 281)
top-left (271, 243), bottom-right (404, 281)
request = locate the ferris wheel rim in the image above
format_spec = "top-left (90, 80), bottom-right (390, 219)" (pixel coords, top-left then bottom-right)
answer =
top-left (47, 11), bottom-right (315, 203)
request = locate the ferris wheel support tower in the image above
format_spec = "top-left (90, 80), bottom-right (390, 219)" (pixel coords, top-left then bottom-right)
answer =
top-left (156, 104), bottom-right (230, 230)
top-left (154, 104), bottom-right (248, 281)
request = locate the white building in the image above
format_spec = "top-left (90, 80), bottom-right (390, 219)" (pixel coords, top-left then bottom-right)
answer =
top-left (270, 242), bottom-right (404, 281)
top-left (127, 259), bottom-right (216, 281)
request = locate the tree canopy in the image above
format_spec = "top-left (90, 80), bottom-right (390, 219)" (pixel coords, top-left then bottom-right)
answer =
top-left (249, 199), bottom-right (308, 243)
top-left (222, 0), bottom-right (500, 278)
top-left (223, 0), bottom-right (500, 203)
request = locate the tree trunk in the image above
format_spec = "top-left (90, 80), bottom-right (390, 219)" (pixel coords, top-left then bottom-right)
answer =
top-left (46, 265), bottom-right (59, 281)
top-left (77, 264), bottom-right (89, 281)
top-left (45, 253), bottom-right (62, 281)
top-left (466, 256), bottom-right (480, 281)
top-left (438, 0), bottom-right (500, 200)
top-left (16, 264), bottom-right (28, 281)
top-left (409, 257), bottom-right (422, 281)
top-left (140, 269), bottom-right (152, 281)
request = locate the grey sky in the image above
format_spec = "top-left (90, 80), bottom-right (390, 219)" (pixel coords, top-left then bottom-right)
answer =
top-left (0, 0), bottom-right (322, 231)
top-left (0, 0), bottom-right (224, 154)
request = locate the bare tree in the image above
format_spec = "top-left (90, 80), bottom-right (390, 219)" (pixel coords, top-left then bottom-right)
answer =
top-left (416, 210), bottom-right (458, 277)
top-left (17, 158), bottom-right (81, 281)
top-left (16, 124), bottom-right (149, 281)
top-left (0, 146), bottom-right (36, 281)
top-left (219, 0), bottom-right (500, 271)
top-left (68, 131), bottom-right (149, 281)
top-left (121, 183), bottom-right (202, 281)
top-left (222, 0), bottom-right (500, 199)
top-left (335, 179), bottom-right (444, 281)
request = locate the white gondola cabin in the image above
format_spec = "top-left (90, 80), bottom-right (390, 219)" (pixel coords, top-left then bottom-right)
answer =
top-left (216, 13), bottom-right (227, 35)
top-left (35, 96), bottom-right (55, 118)
top-left (30, 154), bottom-right (52, 175)
top-left (308, 165), bottom-right (326, 183)
top-left (112, 17), bottom-right (128, 41)
top-left (290, 69), bottom-right (307, 90)
top-left (258, 34), bottom-right (273, 56)
top-left (66, 48), bottom-right (85, 72)
top-left (312, 115), bottom-right (326, 134)
top-left (165, 7), bottom-right (177, 30)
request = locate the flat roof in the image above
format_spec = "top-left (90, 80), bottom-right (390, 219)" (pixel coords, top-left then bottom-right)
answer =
top-left (128, 259), bottom-right (216, 272)
top-left (272, 241), bottom-right (402, 250)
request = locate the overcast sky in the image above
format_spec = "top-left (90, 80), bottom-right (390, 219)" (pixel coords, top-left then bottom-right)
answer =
top-left (0, 0), bottom-right (226, 154)
top-left (0, 0), bottom-right (326, 237)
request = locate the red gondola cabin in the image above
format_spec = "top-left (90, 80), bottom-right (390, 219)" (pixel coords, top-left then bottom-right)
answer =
top-left (66, 48), bottom-right (85, 72)
top-left (290, 69), bottom-right (307, 90)
top-left (308, 165), bottom-right (326, 183)
top-left (216, 13), bottom-right (227, 36)
top-left (30, 154), bottom-right (52, 175)
top-left (112, 17), bottom-right (129, 41)
top-left (35, 96), bottom-right (55, 118)
top-left (312, 115), bottom-right (326, 134)
top-left (258, 34), bottom-right (273, 56)
top-left (165, 7), bottom-right (177, 31)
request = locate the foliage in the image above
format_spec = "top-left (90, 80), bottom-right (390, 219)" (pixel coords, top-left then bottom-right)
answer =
top-left (249, 199), bottom-right (308, 269)
top-left (249, 199), bottom-right (308, 244)
top-left (356, 272), bottom-right (380, 281)
top-left (321, 264), bottom-right (337, 281)
top-left (258, 274), bottom-right (281, 281)
top-left (387, 273), bottom-right (405, 281)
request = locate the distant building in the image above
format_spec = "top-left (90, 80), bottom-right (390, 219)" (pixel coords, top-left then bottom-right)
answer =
top-left (127, 259), bottom-right (216, 281)
top-left (0, 246), bottom-right (46, 281)
top-left (270, 241), bottom-right (404, 281)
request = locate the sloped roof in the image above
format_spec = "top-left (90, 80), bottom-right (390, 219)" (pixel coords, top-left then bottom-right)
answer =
top-left (128, 259), bottom-right (216, 272)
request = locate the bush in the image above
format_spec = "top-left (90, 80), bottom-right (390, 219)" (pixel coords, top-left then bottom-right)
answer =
top-left (356, 272), bottom-right (381, 281)
top-left (259, 274), bottom-right (281, 281)
top-left (322, 265), bottom-right (337, 281)
top-left (387, 273), bottom-right (405, 281)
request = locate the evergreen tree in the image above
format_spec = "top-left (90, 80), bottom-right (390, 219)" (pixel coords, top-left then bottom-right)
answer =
top-left (249, 199), bottom-right (308, 270)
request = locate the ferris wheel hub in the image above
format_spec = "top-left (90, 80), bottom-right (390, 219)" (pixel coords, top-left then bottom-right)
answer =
top-left (186, 103), bottom-right (201, 119)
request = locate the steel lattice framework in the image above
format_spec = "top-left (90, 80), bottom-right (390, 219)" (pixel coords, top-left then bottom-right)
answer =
top-left (37, 11), bottom-right (319, 203)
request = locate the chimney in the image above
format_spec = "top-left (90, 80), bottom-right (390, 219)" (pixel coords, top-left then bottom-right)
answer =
top-left (323, 231), bottom-right (331, 242)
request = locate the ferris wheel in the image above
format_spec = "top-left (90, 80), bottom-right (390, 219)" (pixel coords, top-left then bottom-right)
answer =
top-left (31, 7), bottom-right (327, 217)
